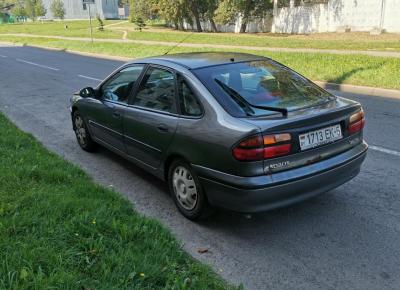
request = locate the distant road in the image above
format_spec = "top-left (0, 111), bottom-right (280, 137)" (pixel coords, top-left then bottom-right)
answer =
top-left (1, 44), bottom-right (399, 290)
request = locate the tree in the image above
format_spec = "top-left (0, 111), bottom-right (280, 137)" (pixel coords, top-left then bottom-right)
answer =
top-left (215, 0), bottom-right (272, 33)
top-left (157, 0), bottom-right (191, 30)
top-left (0, 0), bottom-right (16, 6)
top-left (118, 0), bottom-right (128, 6)
top-left (129, 0), bottom-right (155, 22)
top-left (187, 0), bottom-right (202, 32)
top-left (96, 14), bottom-right (104, 31)
top-left (50, 0), bottom-right (65, 20)
top-left (132, 16), bottom-right (146, 31)
top-left (25, 0), bottom-right (46, 20)
top-left (202, 0), bottom-right (219, 32)
top-left (11, 1), bottom-right (27, 18)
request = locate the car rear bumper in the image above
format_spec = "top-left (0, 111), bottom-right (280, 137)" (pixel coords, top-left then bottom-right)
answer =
top-left (193, 141), bottom-right (368, 213)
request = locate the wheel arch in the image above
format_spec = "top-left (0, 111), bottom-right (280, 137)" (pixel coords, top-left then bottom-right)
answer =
top-left (71, 106), bottom-right (78, 130)
top-left (163, 153), bottom-right (190, 181)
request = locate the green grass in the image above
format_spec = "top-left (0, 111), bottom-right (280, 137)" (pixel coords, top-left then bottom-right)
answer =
top-left (2, 21), bottom-right (400, 52)
top-left (0, 20), bottom-right (123, 39)
top-left (122, 26), bottom-right (400, 52)
top-left (0, 113), bottom-right (235, 289)
top-left (1, 35), bottom-right (399, 90)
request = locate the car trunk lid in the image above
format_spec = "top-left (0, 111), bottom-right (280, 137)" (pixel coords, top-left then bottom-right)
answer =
top-left (242, 97), bottom-right (364, 174)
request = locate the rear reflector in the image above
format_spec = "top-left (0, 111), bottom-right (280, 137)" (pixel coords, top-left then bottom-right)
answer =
top-left (232, 147), bottom-right (264, 161)
top-left (263, 144), bottom-right (292, 159)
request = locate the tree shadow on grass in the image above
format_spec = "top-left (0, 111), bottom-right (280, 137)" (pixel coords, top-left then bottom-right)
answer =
top-left (327, 63), bottom-right (384, 85)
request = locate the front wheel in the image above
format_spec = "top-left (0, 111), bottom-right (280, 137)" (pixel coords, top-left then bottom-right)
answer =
top-left (73, 111), bottom-right (97, 152)
top-left (168, 159), bottom-right (214, 220)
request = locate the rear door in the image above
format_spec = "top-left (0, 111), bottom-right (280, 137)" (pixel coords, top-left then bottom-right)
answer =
top-left (123, 65), bottom-right (179, 169)
top-left (84, 65), bottom-right (145, 152)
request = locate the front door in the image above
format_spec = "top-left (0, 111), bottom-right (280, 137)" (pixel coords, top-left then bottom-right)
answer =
top-left (124, 66), bottom-right (179, 169)
top-left (85, 65), bottom-right (145, 152)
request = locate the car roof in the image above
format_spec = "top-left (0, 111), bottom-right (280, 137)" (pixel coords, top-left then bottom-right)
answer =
top-left (131, 52), bottom-right (267, 70)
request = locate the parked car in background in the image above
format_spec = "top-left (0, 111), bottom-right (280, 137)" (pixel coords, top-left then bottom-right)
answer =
top-left (70, 52), bottom-right (368, 220)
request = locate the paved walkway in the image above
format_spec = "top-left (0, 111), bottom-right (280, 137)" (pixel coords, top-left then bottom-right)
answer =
top-left (2, 33), bottom-right (400, 58)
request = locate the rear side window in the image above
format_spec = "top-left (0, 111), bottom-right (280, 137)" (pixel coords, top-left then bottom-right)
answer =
top-left (178, 77), bottom-right (202, 117)
top-left (132, 67), bottom-right (176, 113)
top-left (193, 60), bottom-right (333, 117)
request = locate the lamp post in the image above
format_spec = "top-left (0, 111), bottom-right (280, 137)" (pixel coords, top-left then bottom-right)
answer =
top-left (379, 0), bottom-right (386, 31)
top-left (83, 0), bottom-right (95, 43)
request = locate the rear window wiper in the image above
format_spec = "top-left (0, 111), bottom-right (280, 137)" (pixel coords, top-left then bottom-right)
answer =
top-left (214, 78), bottom-right (288, 117)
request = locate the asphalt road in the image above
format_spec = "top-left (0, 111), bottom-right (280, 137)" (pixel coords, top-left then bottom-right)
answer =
top-left (1, 44), bottom-right (399, 290)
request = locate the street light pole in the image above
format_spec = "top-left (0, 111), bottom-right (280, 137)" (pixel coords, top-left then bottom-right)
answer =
top-left (88, 2), bottom-right (93, 43)
top-left (379, 0), bottom-right (386, 31)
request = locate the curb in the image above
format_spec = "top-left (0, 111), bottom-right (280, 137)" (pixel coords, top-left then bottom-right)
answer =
top-left (314, 81), bottom-right (400, 100)
top-left (1, 41), bottom-right (400, 99)
top-left (0, 41), bottom-right (131, 62)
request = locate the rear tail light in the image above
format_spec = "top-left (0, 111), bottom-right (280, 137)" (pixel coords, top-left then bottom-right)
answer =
top-left (348, 109), bottom-right (365, 135)
top-left (233, 133), bottom-right (292, 161)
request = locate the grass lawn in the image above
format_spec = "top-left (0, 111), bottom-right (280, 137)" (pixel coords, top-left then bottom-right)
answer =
top-left (0, 20), bottom-right (123, 39)
top-left (2, 21), bottom-right (400, 52)
top-left (1, 35), bottom-right (399, 90)
top-left (0, 113), bottom-right (235, 289)
top-left (119, 25), bottom-right (400, 52)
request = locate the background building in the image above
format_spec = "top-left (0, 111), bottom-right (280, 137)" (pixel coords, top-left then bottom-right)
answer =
top-left (271, 0), bottom-right (399, 34)
top-left (42, 0), bottom-right (120, 20)
top-left (193, 0), bottom-right (400, 33)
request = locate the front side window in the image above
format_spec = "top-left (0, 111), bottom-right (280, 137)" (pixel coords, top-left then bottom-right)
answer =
top-left (101, 65), bottom-right (144, 103)
top-left (132, 67), bottom-right (176, 113)
top-left (193, 60), bottom-right (333, 117)
top-left (178, 77), bottom-right (202, 117)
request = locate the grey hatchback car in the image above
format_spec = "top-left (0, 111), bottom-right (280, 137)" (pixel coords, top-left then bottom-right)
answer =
top-left (70, 52), bottom-right (368, 220)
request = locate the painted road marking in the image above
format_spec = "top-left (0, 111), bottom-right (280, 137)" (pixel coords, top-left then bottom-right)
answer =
top-left (0, 54), bottom-right (7, 58)
top-left (78, 74), bottom-right (102, 82)
top-left (16, 58), bottom-right (59, 71)
top-left (370, 145), bottom-right (400, 157)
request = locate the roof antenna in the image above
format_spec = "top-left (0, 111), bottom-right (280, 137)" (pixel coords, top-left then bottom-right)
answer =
top-left (163, 31), bottom-right (196, 55)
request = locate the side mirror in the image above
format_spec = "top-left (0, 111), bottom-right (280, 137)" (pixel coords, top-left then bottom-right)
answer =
top-left (79, 87), bottom-right (96, 98)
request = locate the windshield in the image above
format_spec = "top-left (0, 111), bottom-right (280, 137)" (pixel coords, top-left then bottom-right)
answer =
top-left (193, 60), bottom-right (333, 117)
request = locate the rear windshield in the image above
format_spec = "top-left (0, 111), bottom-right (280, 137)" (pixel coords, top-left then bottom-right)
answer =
top-left (193, 60), bottom-right (333, 117)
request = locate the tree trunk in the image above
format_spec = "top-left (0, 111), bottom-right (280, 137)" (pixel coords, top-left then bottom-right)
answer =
top-left (191, 2), bottom-right (202, 32)
top-left (240, 0), bottom-right (252, 33)
top-left (240, 21), bottom-right (247, 33)
top-left (210, 18), bottom-right (218, 32)
top-left (272, 0), bottom-right (278, 33)
top-left (179, 19), bottom-right (185, 31)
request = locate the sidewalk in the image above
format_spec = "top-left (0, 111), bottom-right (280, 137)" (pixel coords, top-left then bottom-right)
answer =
top-left (2, 33), bottom-right (400, 58)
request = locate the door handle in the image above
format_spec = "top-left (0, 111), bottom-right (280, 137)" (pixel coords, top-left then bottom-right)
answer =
top-left (112, 112), bottom-right (121, 118)
top-left (157, 124), bottom-right (169, 133)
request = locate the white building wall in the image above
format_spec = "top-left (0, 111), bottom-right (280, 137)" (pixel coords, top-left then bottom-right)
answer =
top-left (382, 0), bottom-right (400, 32)
top-left (101, 0), bottom-right (119, 19)
top-left (42, 0), bottom-right (118, 20)
top-left (273, 0), bottom-right (400, 33)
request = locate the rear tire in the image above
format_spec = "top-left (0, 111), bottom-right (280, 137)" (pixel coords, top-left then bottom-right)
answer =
top-left (168, 159), bottom-right (214, 220)
top-left (73, 111), bottom-right (97, 152)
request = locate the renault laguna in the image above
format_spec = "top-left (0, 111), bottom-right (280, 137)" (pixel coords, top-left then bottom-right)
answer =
top-left (70, 52), bottom-right (368, 220)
